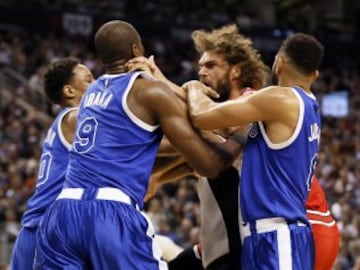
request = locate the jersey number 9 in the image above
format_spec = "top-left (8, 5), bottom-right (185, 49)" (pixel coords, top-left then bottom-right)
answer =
top-left (73, 117), bottom-right (98, 153)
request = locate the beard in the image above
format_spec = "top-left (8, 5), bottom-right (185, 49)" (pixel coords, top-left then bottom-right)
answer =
top-left (215, 83), bottom-right (231, 102)
top-left (201, 77), bottom-right (231, 102)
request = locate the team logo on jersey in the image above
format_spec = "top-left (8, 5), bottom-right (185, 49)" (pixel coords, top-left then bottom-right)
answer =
top-left (248, 123), bottom-right (258, 138)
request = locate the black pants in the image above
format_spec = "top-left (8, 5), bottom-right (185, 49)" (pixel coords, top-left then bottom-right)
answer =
top-left (169, 167), bottom-right (241, 270)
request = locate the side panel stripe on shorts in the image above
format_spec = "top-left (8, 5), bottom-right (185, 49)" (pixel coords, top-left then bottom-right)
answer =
top-left (277, 226), bottom-right (292, 270)
top-left (141, 212), bottom-right (168, 270)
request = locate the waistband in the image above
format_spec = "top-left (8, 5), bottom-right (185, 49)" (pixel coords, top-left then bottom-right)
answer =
top-left (241, 217), bottom-right (307, 241)
top-left (56, 187), bottom-right (140, 210)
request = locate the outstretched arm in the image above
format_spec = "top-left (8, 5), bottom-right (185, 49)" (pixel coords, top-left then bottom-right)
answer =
top-left (187, 85), bottom-right (293, 130)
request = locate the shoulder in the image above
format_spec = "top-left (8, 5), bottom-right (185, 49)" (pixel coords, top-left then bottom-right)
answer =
top-left (133, 77), bottom-right (172, 94)
top-left (251, 86), bottom-right (298, 104)
top-left (257, 86), bottom-right (293, 96)
top-left (246, 86), bottom-right (287, 101)
top-left (132, 77), bottom-right (178, 105)
top-left (62, 108), bottom-right (78, 127)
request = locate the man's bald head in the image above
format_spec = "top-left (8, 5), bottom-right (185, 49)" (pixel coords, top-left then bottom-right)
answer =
top-left (95, 20), bottom-right (144, 64)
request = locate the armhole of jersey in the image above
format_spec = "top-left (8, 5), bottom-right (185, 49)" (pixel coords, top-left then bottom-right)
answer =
top-left (258, 88), bottom-right (305, 150)
top-left (57, 107), bottom-right (77, 151)
top-left (121, 72), bottom-right (159, 132)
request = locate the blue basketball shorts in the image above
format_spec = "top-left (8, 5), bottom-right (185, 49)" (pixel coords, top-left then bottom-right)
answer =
top-left (241, 217), bottom-right (314, 270)
top-left (34, 187), bottom-right (168, 270)
top-left (10, 226), bottom-right (37, 270)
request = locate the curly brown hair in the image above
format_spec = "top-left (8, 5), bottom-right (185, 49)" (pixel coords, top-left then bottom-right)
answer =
top-left (192, 24), bottom-right (269, 89)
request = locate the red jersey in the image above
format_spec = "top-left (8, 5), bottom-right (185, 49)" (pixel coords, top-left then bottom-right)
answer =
top-left (306, 176), bottom-right (340, 270)
top-left (306, 176), bottom-right (336, 226)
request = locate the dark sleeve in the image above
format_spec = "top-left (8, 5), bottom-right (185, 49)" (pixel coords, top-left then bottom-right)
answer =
top-left (168, 247), bottom-right (204, 270)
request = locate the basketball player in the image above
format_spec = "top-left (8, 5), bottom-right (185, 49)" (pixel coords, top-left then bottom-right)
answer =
top-left (127, 24), bottom-right (268, 270)
top-left (10, 58), bottom-right (94, 270)
top-left (307, 176), bottom-right (340, 269)
top-left (34, 20), bottom-right (243, 270)
top-left (185, 33), bottom-right (324, 269)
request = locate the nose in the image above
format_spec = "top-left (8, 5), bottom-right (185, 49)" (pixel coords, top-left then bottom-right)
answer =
top-left (198, 66), bottom-right (207, 78)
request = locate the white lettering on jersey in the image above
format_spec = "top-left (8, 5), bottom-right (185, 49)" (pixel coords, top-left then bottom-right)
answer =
top-left (84, 92), bottom-right (113, 109)
top-left (308, 123), bottom-right (320, 144)
top-left (44, 128), bottom-right (56, 147)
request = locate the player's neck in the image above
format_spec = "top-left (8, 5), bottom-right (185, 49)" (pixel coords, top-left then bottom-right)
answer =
top-left (105, 60), bottom-right (127, 74)
top-left (278, 77), bottom-right (312, 93)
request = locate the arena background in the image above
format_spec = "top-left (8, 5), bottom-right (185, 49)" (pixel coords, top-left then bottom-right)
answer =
top-left (0, 0), bottom-right (359, 269)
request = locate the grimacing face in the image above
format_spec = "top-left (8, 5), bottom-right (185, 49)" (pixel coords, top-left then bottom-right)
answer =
top-left (198, 51), bottom-right (232, 102)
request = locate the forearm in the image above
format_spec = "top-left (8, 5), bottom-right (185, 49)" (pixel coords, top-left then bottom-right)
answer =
top-left (158, 137), bottom-right (180, 157)
top-left (187, 88), bottom-right (216, 117)
top-left (210, 135), bottom-right (245, 174)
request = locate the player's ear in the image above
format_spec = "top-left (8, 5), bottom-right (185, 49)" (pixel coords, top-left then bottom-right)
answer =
top-left (62, 84), bottom-right (76, 99)
top-left (274, 56), bottom-right (284, 75)
top-left (132, 43), bottom-right (142, 57)
top-left (230, 65), bottom-right (242, 80)
top-left (313, 70), bottom-right (319, 81)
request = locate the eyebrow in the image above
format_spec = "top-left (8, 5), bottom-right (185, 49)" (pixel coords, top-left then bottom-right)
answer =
top-left (198, 60), bottom-right (218, 67)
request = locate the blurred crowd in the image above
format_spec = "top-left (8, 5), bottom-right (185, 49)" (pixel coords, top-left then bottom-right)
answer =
top-left (0, 2), bottom-right (360, 269)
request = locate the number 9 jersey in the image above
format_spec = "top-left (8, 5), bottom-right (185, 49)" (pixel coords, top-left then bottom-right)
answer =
top-left (65, 72), bottom-right (163, 209)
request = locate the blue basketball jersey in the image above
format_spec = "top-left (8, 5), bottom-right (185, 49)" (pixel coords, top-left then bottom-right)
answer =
top-left (65, 72), bottom-right (162, 208)
top-left (21, 107), bottom-right (75, 228)
top-left (240, 86), bottom-right (321, 223)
